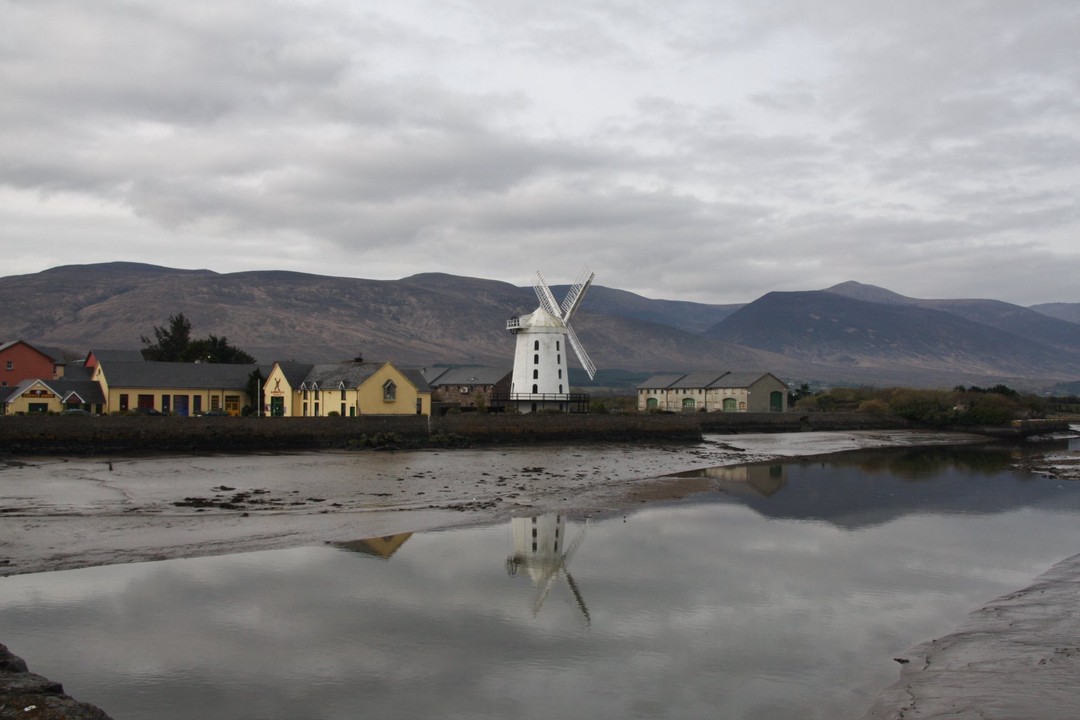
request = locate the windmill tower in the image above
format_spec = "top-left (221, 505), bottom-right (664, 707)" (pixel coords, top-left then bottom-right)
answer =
top-left (505, 269), bottom-right (596, 413)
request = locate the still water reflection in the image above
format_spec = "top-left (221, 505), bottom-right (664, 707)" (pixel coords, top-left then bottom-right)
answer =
top-left (3, 446), bottom-right (1080, 720)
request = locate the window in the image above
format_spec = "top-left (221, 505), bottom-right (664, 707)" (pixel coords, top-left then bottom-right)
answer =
top-left (557, 354), bottom-right (561, 363)
top-left (340, 403), bottom-right (346, 416)
top-left (4, 361), bottom-right (12, 370)
top-left (193, 396), bottom-right (202, 415)
top-left (559, 384), bottom-right (563, 393)
top-left (556, 341), bottom-right (560, 351)
top-left (119, 394), bottom-right (129, 411)
top-left (225, 395), bottom-right (240, 415)
top-left (383, 380), bottom-right (396, 401)
top-left (533, 370), bottom-right (538, 379)
top-left (340, 388), bottom-right (346, 401)
top-left (532, 384), bottom-right (538, 393)
top-left (558, 369), bottom-right (562, 379)
top-left (534, 340), bottom-right (539, 351)
top-left (533, 354), bottom-right (539, 364)
top-left (416, 398), bottom-right (423, 415)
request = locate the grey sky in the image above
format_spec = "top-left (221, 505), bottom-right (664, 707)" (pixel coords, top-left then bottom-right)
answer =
top-left (2, 0), bottom-right (1078, 305)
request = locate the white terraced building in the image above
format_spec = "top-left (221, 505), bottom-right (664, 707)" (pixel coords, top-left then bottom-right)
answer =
top-left (636, 371), bottom-right (789, 413)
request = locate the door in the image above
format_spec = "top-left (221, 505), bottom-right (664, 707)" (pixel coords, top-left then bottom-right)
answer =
top-left (270, 396), bottom-right (285, 417)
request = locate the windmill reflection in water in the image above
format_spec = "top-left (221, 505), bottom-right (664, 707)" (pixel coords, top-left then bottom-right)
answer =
top-left (506, 515), bottom-right (591, 625)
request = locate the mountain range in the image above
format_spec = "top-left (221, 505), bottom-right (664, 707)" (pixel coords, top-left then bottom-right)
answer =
top-left (1, 263), bottom-right (1078, 392)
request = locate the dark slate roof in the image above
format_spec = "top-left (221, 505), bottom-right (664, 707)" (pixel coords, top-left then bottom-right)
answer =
top-left (0, 340), bottom-right (61, 361)
top-left (300, 362), bottom-right (383, 389)
top-left (57, 379), bottom-right (106, 405)
top-left (0, 385), bottom-right (16, 403)
top-left (636, 373), bottom-right (686, 390)
top-left (0, 378), bottom-right (104, 406)
top-left (671, 371), bottom-right (730, 389)
top-left (100, 361), bottom-right (264, 390)
top-left (297, 362), bottom-right (432, 393)
top-left (88, 349), bottom-right (146, 363)
top-left (708, 372), bottom-right (773, 388)
top-left (275, 361), bottom-right (315, 388)
top-left (424, 366), bottom-right (510, 387)
top-left (398, 368), bottom-right (432, 393)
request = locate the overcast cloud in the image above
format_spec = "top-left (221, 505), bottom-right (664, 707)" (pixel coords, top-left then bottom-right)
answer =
top-left (1, 0), bottom-right (1078, 305)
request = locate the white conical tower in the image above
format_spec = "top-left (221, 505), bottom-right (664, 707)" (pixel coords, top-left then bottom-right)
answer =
top-left (505, 270), bottom-right (596, 413)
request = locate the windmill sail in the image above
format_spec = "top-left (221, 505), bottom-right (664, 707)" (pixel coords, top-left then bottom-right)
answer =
top-left (560, 270), bottom-right (594, 320)
top-left (533, 271), bottom-right (563, 319)
top-left (565, 322), bottom-right (596, 380)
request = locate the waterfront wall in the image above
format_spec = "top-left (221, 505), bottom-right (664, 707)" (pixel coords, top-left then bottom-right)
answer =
top-left (0, 413), bottom-right (703, 454)
top-left (2, 412), bottom-right (1063, 455)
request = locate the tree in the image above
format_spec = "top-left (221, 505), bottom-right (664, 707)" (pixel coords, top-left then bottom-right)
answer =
top-left (140, 315), bottom-right (256, 364)
top-left (141, 313), bottom-right (193, 361)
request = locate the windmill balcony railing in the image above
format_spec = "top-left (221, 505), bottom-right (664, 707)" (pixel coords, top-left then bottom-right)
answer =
top-left (506, 316), bottom-right (521, 331)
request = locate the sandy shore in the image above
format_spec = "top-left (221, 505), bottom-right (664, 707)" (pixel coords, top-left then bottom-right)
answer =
top-left (3, 428), bottom-right (1079, 719)
top-left (0, 430), bottom-right (983, 577)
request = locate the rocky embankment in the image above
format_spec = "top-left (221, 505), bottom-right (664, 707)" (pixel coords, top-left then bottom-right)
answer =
top-left (0, 644), bottom-right (112, 720)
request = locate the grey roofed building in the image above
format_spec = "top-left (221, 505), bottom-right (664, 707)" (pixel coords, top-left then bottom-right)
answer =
top-left (298, 362), bottom-right (431, 393)
top-left (637, 370), bottom-right (788, 413)
top-left (1, 377), bottom-right (106, 413)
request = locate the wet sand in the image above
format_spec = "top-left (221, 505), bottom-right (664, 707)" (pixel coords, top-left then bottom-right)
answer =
top-left (0, 430), bottom-right (981, 577)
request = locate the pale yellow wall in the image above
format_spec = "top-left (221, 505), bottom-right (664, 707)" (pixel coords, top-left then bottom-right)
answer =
top-left (357, 363), bottom-right (431, 416)
top-left (95, 368), bottom-right (249, 415)
top-left (265, 364), bottom-right (298, 417)
top-left (6, 381), bottom-right (65, 414)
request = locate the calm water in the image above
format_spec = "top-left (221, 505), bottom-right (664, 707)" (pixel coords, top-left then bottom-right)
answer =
top-left (3, 444), bottom-right (1080, 720)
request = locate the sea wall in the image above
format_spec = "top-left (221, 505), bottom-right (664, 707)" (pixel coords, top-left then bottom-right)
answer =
top-left (2, 412), bottom-right (1060, 455)
top-left (0, 413), bottom-right (703, 454)
top-left (698, 411), bottom-right (911, 433)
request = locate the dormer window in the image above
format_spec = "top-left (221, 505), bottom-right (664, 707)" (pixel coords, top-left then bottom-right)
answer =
top-left (383, 380), bottom-right (396, 401)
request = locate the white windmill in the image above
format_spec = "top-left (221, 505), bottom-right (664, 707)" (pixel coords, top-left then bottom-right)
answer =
top-left (506, 269), bottom-right (596, 413)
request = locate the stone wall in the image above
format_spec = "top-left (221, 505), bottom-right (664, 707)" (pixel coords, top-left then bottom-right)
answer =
top-left (0, 413), bottom-right (703, 454)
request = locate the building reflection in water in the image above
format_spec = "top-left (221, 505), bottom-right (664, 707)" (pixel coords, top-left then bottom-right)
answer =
top-left (506, 515), bottom-right (590, 624)
top-left (672, 463), bottom-right (788, 498)
top-left (332, 533), bottom-right (413, 559)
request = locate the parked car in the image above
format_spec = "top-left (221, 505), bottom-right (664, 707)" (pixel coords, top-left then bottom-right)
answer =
top-left (128, 407), bottom-right (165, 416)
top-left (200, 409), bottom-right (230, 417)
top-left (61, 408), bottom-right (95, 416)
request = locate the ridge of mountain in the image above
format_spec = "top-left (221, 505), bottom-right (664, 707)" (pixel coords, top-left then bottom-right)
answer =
top-left (823, 281), bottom-right (1080, 351)
top-left (706, 290), bottom-right (1080, 379)
top-left (0, 263), bottom-right (789, 379)
top-left (2, 263), bottom-right (1077, 389)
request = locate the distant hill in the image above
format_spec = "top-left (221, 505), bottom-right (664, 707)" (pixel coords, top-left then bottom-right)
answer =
top-left (0, 262), bottom-right (787, 380)
top-left (1031, 302), bottom-right (1080, 325)
top-left (2, 263), bottom-right (1077, 390)
top-left (705, 289), bottom-right (1080, 380)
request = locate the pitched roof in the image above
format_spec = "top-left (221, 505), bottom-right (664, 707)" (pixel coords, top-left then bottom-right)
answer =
top-left (397, 367), bottom-right (431, 393)
top-left (423, 366), bottom-right (510, 386)
top-left (274, 361), bottom-right (315, 388)
top-left (636, 373), bottom-right (686, 390)
top-left (87, 349), bottom-right (146, 364)
top-left (99, 361), bottom-right (265, 390)
top-left (671, 371), bottom-right (730, 389)
top-left (300, 362), bottom-right (384, 389)
top-left (708, 372), bottom-right (774, 388)
top-left (0, 340), bottom-right (61, 361)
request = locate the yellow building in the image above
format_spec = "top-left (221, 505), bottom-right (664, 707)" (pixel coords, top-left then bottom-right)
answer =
top-left (92, 360), bottom-right (261, 415)
top-left (1, 378), bottom-right (106, 414)
top-left (264, 360), bottom-right (431, 417)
